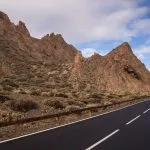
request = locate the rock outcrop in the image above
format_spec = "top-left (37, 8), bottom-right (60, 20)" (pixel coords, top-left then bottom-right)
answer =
top-left (71, 42), bottom-right (150, 95)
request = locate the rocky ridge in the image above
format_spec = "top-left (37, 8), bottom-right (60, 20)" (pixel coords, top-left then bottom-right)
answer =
top-left (0, 10), bottom-right (150, 100)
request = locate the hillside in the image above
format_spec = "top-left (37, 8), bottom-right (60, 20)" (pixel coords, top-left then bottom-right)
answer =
top-left (0, 11), bottom-right (150, 99)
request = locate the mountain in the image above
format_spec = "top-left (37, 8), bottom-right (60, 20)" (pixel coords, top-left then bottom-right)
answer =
top-left (0, 10), bottom-right (150, 99)
top-left (71, 42), bottom-right (150, 96)
top-left (0, 11), bottom-right (77, 76)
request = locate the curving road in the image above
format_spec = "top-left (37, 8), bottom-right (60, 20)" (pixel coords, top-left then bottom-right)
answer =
top-left (0, 100), bottom-right (150, 150)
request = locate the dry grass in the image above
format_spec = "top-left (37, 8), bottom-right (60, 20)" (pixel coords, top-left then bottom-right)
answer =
top-left (65, 105), bottom-right (80, 112)
top-left (44, 99), bottom-right (66, 109)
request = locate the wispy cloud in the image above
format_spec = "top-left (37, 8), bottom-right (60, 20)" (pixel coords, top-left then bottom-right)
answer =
top-left (81, 48), bottom-right (99, 58)
top-left (81, 47), bottom-right (108, 57)
top-left (0, 0), bottom-right (150, 70)
top-left (131, 18), bottom-right (150, 35)
top-left (0, 0), bottom-right (149, 44)
top-left (134, 45), bottom-right (150, 59)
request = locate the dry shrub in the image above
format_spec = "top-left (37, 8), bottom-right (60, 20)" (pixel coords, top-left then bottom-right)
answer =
top-left (67, 100), bottom-right (85, 107)
top-left (107, 94), bottom-right (119, 99)
top-left (65, 105), bottom-right (80, 112)
top-left (44, 99), bottom-right (66, 109)
top-left (89, 93), bottom-right (104, 99)
top-left (30, 90), bottom-right (41, 96)
top-left (55, 93), bottom-right (68, 98)
top-left (91, 108), bottom-right (99, 113)
top-left (7, 100), bottom-right (38, 112)
top-left (1, 79), bottom-right (19, 88)
top-left (0, 94), bottom-right (12, 103)
top-left (2, 86), bottom-right (14, 91)
top-left (18, 89), bottom-right (27, 94)
top-left (41, 92), bottom-right (54, 97)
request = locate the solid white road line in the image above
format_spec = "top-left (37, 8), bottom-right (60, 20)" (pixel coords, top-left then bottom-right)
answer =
top-left (143, 108), bottom-right (150, 114)
top-left (0, 99), bottom-right (149, 143)
top-left (126, 115), bottom-right (141, 125)
top-left (85, 129), bottom-right (120, 150)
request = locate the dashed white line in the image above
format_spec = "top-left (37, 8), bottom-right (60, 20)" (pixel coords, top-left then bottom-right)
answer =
top-left (85, 129), bottom-right (120, 150)
top-left (143, 108), bottom-right (150, 114)
top-left (126, 115), bottom-right (141, 125)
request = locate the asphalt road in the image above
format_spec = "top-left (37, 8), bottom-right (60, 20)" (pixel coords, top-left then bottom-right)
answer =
top-left (0, 100), bottom-right (150, 150)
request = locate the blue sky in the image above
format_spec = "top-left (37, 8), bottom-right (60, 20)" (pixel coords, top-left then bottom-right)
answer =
top-left (0, 0), bottom-right (150, 70)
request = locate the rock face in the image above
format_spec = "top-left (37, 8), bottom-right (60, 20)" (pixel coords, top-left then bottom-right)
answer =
top-left (71, 42), bottom-right (150, 95)
top-left (0, 11), bottom-right (77, 76)
top-left (0, 11), bottom-right (150, 98)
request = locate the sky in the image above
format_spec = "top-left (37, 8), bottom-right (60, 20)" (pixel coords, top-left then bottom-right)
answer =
top-left (0, 0), bottom-right (150, 70)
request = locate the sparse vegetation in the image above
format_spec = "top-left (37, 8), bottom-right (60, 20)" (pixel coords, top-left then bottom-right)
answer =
top-left (2, 85), bottom-right (14, 92)
top-left (0, 94), bottom-right (12, 103)
top-left (41, 92), bottom-right (54, 97)
top-left (67, 100), bottom-right (85, 107)
top-left (65, 105), bottom-right (80, 112)
top-left (89, 93), bottom-right (104, 99)
top-left (44, 99), bottom-right (66, 109)
top-left (6, 100), bottom-right (38, 112)
top-left (55, 93), bottom-right (68, 98)
top-left (30, 90), bottom-right (41, 96)
top-left (1, 79), bottom-right (19, 88)
top-left (18, 89), bottom-right (27, 94)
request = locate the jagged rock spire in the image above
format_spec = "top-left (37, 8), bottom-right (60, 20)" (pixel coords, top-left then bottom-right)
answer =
top-left (16, 21), bottom-right (30, 37)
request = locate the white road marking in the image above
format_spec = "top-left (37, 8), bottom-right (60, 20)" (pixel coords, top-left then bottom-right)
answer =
top-left (143, 108), bottom-right (150, 114)
top-left (126, 115), bottom-right (141, 125)
top-left (0, 99), bottom-right (149, 143)
top-left (85, 129), bottom-right (120, 150)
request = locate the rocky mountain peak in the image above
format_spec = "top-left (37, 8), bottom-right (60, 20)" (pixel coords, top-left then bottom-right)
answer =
top-left (0, 11), bottom-right (10, 23)
top-left (51, 33), bottom-right (65, 43)
top-left (16, 21), bottom-right (30, 37)
top-left (106, 42), bottom-right (135, 60)
top-left (42, 33), bottom-right (64, 41)
top-left (90, 52), bottom-right (102, 58)
top-left (116, 42), bottom-right (133, 54)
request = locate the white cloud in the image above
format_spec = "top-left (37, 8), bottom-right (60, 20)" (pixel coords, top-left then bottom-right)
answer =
top-left (145, 37), bottom-right (150, 45)
top-left (134, 45), bottom-right (150, 59)
top-left (147, 66), bottom-right (150, 71)
top-left (81, 48), bottom-right (107, 57)
top-left (0, 0), bottom-right (149, 44)
top-left (81, 48), bottom-right (98, 58)
top-left (133, 44), bottom-right (150, 71)
top-left (131, 19), bottom-right (150, 35)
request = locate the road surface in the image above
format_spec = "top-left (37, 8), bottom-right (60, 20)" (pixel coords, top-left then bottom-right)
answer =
top-left (0, 100), bottom-right (150, 150)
